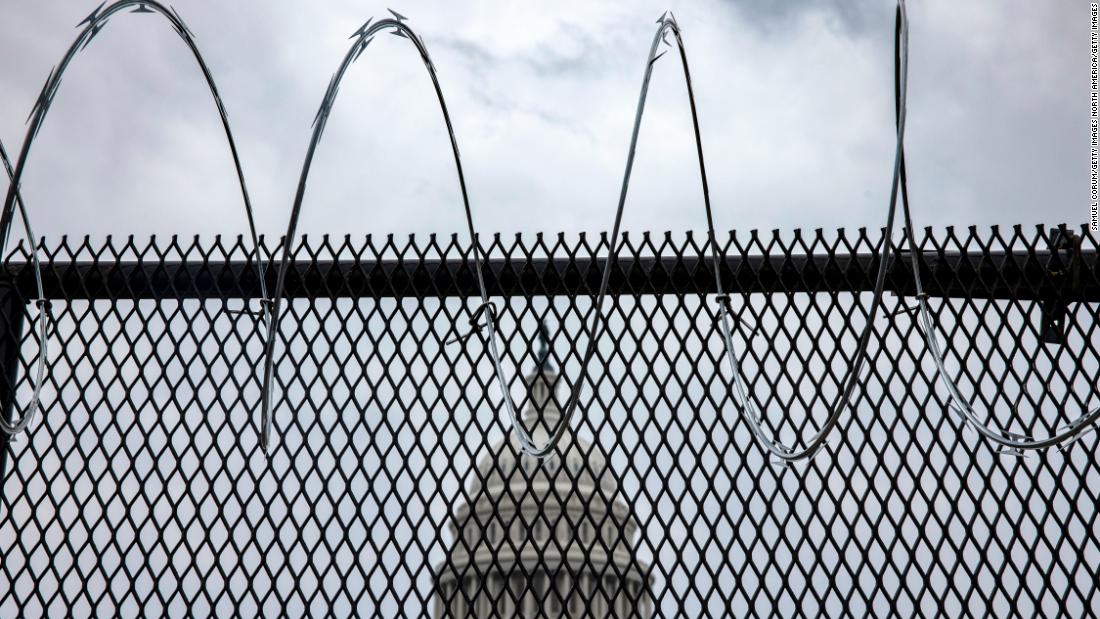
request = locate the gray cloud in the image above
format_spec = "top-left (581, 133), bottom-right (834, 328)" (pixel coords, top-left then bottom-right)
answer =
top-left (722, 0), bottom-right (889, 38)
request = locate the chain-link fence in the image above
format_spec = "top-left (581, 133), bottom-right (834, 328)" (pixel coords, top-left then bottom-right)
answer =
top-left (0, 225), bottom-right (1097, 617)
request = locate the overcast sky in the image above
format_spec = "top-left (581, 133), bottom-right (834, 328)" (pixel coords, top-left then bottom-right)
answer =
top-left (0, 1), bottom-right (1089, 244)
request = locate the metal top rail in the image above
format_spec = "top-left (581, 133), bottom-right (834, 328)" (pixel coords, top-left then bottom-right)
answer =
top-left (0, 244), bottom-right (1093, 301)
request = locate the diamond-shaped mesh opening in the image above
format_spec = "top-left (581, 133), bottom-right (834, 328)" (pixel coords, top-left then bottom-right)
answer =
top-left (1, 225), bottom-right (1098, 617)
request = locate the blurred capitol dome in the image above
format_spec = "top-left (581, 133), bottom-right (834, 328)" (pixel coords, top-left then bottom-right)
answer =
top-left (433, 323), bottom-right (652, 617)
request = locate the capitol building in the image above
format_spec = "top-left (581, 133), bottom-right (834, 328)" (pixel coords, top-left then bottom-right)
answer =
top-left (433, 338), bottom-right (653, 617)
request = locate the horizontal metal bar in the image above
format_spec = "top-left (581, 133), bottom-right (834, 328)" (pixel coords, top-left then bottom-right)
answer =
top-left (2, 248), bottom-right (1095, 302)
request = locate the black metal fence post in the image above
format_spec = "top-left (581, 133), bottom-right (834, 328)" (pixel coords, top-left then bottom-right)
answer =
top-left (0, 280), bottom-right (25, 510)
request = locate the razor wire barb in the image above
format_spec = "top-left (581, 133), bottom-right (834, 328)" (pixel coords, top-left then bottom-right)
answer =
top-left (259, 10), bottom-right (469, 454)
top-left (0, 0), bottom-right (270, 438)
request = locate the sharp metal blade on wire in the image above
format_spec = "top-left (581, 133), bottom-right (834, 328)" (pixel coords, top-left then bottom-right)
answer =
top-left (312, 73), bottom-right (340, 128)
top-left (169, 6), bottom-right (195, 38)
top-left (1057, 425), bottom-right (1098, 452)
top-left (350, 17), bottom-right (373, 39)
top-left (353, 37), bottom-right (373, 62)
top-left (27, 66), bottom-right (56, 124)
top-left (81, 20), bottom-right (108, 50)
top-left (994, 429), bottom-right (1031, 458)
top-left (996, 446), bottom-right (1029, 459)
top-left (30, 77), bottom-right (61, 140)
top-left (78, 1), bottom-right (106, 27)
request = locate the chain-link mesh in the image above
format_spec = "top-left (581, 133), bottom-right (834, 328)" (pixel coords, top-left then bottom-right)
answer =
top-left (1, 225), bottom-right (1097, 617)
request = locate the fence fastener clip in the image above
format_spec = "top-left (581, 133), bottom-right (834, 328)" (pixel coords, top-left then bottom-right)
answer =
top-left (446, 301), bottom-right (497, 346)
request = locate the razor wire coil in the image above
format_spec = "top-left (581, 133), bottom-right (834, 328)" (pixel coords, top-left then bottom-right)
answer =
top-left (2, 1), bottom-right (1097, 461)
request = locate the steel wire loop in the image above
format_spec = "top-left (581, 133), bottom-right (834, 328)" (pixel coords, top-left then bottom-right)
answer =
top-left (258, 11), bottom-right (484, 454)
top-left (472, 12), bottom-right (719, 458)
top-left (715, 0), bottom-right (912, 464)
top-left (0, 142), bottom-right (48, 435)
top-left (0, 0), bottom-right (269, 434)
top-left (894, 11), bottom-right (1100, 452)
